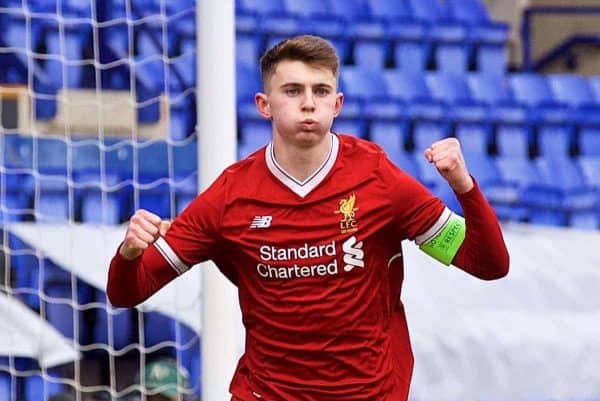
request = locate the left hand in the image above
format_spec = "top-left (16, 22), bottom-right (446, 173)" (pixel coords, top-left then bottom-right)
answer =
top-left (424, 138), bottom-right (474, 194)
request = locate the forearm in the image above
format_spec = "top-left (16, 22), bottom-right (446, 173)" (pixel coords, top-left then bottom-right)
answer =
top-left (106, 245), bottom-right (177, 307)
top-left (452, 180), bottom-right (510, 280)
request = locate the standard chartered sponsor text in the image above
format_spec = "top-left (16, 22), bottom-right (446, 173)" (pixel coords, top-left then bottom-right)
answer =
top-left (258, 240), bottom-right (338, 279)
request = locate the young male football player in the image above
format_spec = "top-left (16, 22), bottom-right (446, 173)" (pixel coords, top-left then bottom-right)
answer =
top-left (107, 35), bottom-right (509, 401)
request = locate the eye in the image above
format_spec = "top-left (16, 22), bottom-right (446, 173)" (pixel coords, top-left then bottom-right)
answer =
top-left (285, 88), bottom-right (300, 96)
top-left (315, 87), bottom-right (330, 96)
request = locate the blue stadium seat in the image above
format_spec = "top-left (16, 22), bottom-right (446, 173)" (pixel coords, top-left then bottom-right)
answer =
top-left (238, 0), bottom-right (285, 15)
top-left (332, 119), bottom-right (368, 138)
top-left (370, 125), bottom-right (419, 179)
top-left (6, 232), bottom-right (42, 309)
top-left (363, 0), bottom-right (430, 71)
top-left (339, 67), bottom-right (404, 121)
top-left (406, 0), bottom-right (470, 73)
top-left (577, 156), bottom-right (600, 190)
top-left (495, 125), bottom-right (531, 158)
top-left (1, 134), bottom-right (34, 223)
top-left (369, 121), bottom-right (410, 155)
top-left (23, 370), bottom-right (64, 401)
top-left (136, 20), bottom-right (178, 58)
top-left (549, 75), bottom-right (600, 155)
top-left (282, 0), bottom-right (331, 17)
top-left (237, 34), bottom-right (263, 66)
top-left (236, 63), bottom-right (262, 120)
top-left (509, 74), bottom-right (575, 156)
top-left (549, 74), bottom-right (598, 107)
top-left (92, 289), bottom-right (135, 350)
top-left (144, 311), bottom-right (177, 357)
top-left (72, 140), bottom-right (129, 224)
top-left (382, 70), bottom-right (449, 149)
top-left (467, 73), bottom-right (532, 157)
top-left (172, 139), bottom-right (197, 212)
top-left (0, 372), bottom-right (10, 401)
top-left (238, 120), bottom-right (272, 159)
top-left (588, 76), bottom-right (600, 101)
top-left (521, 157), bottom-right (597, 225)
top-left (425, 73), bottom-right (491, 153)
top-left (328, 0), bottom-right (369, 21)
top-left (350, 24), bottom-right (390, 68)
top-left (446, 0), bottom-right (509, 74)
top-left (491, 156), bottom-right (541, 220)
top-left (134, 141), bottom-right (173, 218)
top-left (43, 20), bottom-right (90, 89)
top-left (44, 261), bottom-right (94, 343)
top-left (174, 321), bottom-right (201, 397)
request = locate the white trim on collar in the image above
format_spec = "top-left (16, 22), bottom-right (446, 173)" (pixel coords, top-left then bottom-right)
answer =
top-left (265, 133), bottom-right (339, 198)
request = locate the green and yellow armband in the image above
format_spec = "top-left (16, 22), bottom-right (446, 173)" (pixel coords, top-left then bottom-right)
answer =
top-left (415, 208), bottom-right (466, 266)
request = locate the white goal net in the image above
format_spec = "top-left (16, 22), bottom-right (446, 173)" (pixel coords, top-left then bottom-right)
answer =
top-left (0, 0), bottom-right (203, 400)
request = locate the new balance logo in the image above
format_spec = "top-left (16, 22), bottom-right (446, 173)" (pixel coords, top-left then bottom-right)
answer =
top-left (250, 216), bottom-right (272, 228)
top-left (342, 235), bottom-right (364, 272)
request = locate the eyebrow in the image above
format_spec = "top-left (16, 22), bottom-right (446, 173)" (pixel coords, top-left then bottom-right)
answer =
top-left (279, 82), bottom-right (334, 89)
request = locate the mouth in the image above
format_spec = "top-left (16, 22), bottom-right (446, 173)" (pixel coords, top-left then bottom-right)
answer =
top-left (299, 119), bottom-right (318, 128)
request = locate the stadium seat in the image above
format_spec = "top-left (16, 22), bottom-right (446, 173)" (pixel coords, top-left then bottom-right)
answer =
top-left (144, 311), bottom-right (177, 356)
top-left (236, 62), bottom-right (262, 120)
top-left (236, 34), bottom-right (263, 66)
top-left (491, 156), bottom-right (541, 220)
top-left (172, 139), bottom-right (198, 212)
top-left (587, 76), bottom-right (600, 101)
top-left (446, 0), bottom-right (509, 74)
top-left (0, 372), bottom-right (10, 401)
top-left (370, 125), bottom-right (419, 179)
top-left (281, 0), bottom-right (331, 17)
top-left (174, 321), bottom-right (201, 397)
top-left (495, 125), bottom-right (531, 158)
top-left (238, 120), bottom-right (272, 159)
top-left (406, 0), bottom-right (470, 73)
top-left (43, 20), bottom-right (90, 89)
top-left (92, 289), bottom-right (135, 350)
top-left (467, 73), bottom-right (531, 157)
top-left (382, 70), bottom-right (449, 149)
top-left (509, 73), bottom-right (575, 156)
top-left (1, 134), bottom-right (33, 222)
top-left (362, 1), bottom-right (430, 71)
top-left (332, 119), bottom-right (368, 138)
top-left (44, 261), bottom-right (94, 343)
top-left (521, 157), bottom-right (597, 224)
top-left (577, 156), bottom-right (600, 190)
top-left (425, 73), bottom-right (491, 153)
top-left (340, 67), bottom-right (404, 122)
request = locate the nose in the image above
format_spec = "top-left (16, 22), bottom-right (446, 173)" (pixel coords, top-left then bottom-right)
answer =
top-left (301, 91), bottom-right (316, 111)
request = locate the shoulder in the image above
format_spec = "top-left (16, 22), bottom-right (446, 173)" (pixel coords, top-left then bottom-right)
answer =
top-left (216, 146), bottom-right (267, 183)
top-left (337, 134), bottom-right (386, 166)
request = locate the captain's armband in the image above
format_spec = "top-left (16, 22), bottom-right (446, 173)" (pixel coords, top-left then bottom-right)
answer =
top-left (415, 208), bottom-right (466, 266)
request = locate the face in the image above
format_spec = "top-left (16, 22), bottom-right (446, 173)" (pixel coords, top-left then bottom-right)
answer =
top-left (255, 60), bottom-right (344, 148)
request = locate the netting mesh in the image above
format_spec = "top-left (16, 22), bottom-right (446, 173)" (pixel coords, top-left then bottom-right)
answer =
top-left (0, 0), bottom-right (201, 400)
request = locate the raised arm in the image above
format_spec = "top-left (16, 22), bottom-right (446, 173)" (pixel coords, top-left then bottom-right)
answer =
top-left (424, 138), bottom-right (509, 280)
top-left (106, 209), bottom-right (177, 307)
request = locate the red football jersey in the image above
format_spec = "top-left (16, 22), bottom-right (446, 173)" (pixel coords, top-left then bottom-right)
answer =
top-left (155, 134), bottom-right (447, 400)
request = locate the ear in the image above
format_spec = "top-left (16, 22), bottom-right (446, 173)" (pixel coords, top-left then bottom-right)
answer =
top-left (333, 92), bottom-right (344, 118)
top-left (255, 92), bottom-right (272, 120)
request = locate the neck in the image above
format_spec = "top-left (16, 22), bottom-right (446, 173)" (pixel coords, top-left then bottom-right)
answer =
top-left (272, 133), bottom-right (333, 182)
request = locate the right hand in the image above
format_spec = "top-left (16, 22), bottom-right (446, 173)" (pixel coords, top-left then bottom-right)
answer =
top-left (119, 209), bottom-right (171, 260)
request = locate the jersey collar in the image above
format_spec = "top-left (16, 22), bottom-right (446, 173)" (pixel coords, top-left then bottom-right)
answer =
top-left (265, 133), bottom-right (339, 198)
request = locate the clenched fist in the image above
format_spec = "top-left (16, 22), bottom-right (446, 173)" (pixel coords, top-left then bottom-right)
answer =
top-left (424, 138), bottom-right (474, 194)
top-left (119, 209), bottom-right (172, 260)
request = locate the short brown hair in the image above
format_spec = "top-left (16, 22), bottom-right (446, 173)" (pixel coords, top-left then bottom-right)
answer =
top-left (259, 35), bottom-right (339, 89)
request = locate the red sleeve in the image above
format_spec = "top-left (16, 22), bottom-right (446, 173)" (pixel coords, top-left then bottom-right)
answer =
top-left (452, 179), bottom-right (510, 280)
top-left (378, 155), bottom-right (446, 240)
top-left (106, 172), bottom-right (227, 307)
